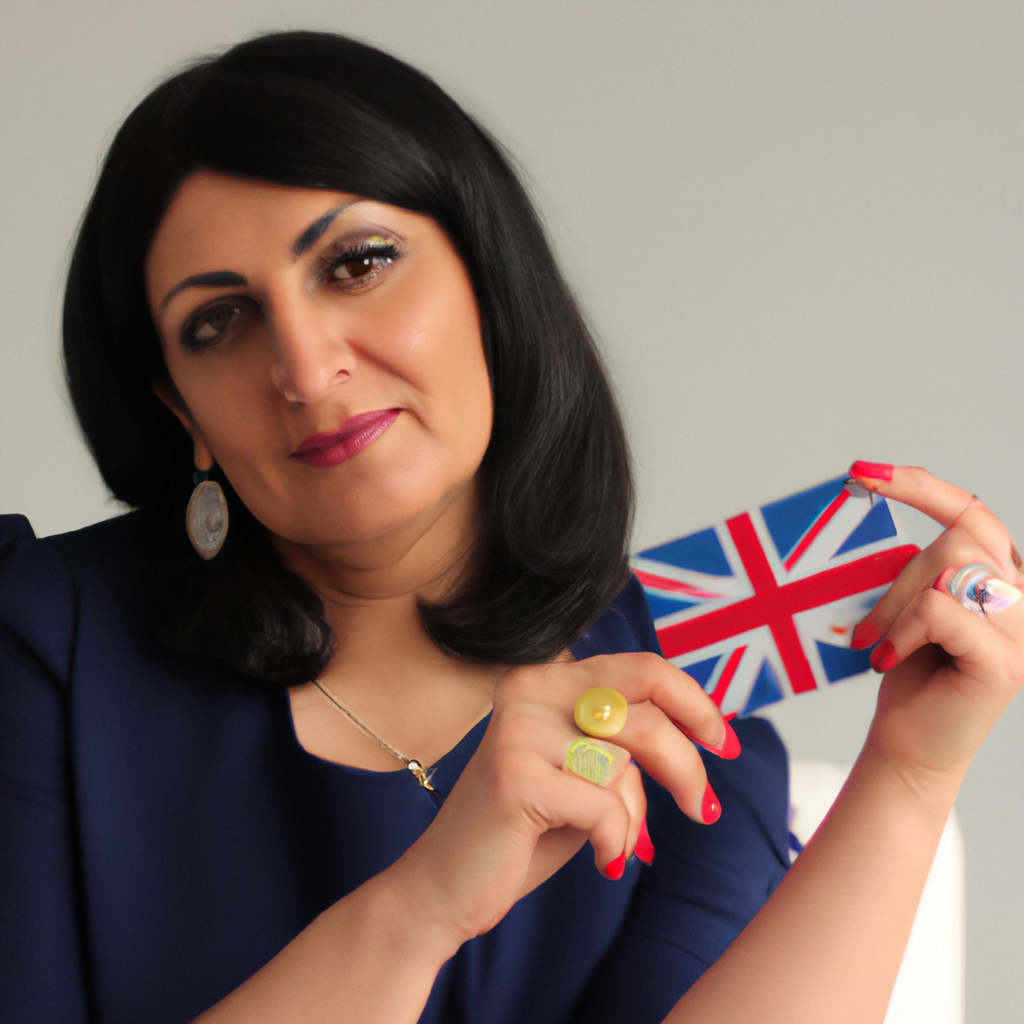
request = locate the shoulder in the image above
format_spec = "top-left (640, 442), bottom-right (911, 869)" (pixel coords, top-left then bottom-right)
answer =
top-left (0, 512), bottom-right (152, 685)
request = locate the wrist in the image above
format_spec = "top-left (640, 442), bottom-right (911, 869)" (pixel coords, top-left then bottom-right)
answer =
top-left (370, 851), bottom-right (472, 966)
top-left (857, 727), bottom-right (968, 816)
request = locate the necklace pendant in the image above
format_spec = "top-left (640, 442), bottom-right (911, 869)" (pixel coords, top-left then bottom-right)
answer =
top-left (406, 759), bottom-right (439, 794)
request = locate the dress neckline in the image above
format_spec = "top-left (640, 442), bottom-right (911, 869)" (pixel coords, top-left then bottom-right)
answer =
top-left (280, 686), bottom-right (492, 782)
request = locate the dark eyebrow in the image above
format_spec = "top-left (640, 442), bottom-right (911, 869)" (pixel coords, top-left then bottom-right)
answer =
top-left (292, 201), bottom-right (360, 256)
top-left (160, 271), bottom-right (247, 312)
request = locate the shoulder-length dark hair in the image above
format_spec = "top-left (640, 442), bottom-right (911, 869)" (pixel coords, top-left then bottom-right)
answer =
top-left (63, 31), bottom-right (633, 684)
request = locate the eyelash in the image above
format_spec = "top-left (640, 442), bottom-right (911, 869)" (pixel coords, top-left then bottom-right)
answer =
top-left (317, 237), bottom-right (405, 285)
top-left (178, 237), bottom-right (405, 352)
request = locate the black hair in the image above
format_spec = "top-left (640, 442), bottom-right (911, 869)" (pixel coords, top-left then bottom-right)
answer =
top-left (63, 31), bottom-right (633, 683)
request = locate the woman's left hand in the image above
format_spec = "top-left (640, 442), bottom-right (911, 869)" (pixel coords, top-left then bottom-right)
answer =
top-left (846, 462), bottom-right (1024, 780)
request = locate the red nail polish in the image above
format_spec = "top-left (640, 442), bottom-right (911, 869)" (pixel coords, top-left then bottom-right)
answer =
top-left (870, 637), bottom-right (899, 673)
top-left (717, 719), bottom-right (741, 759)
top-left (701, 782), bottom-right (721, 824)
top-left (850, 620), bottom-right (883, 650)
top-left (849, 461), bottom-right (894, 482)
top-left (675, 718), bottom-right (742, 760)
top-left (604, 851), bottom-right (626, 880)
top-left (635, 817), bottom-right (655, 864)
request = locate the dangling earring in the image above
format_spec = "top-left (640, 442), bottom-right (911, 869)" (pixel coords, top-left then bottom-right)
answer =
top-left (186, 469), bottom-right (229, 559)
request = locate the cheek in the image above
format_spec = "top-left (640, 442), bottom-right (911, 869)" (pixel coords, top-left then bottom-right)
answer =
top-left (399, 273), bottom-right (493, 452)
top-left (169, 355), bottom-right (280, 463)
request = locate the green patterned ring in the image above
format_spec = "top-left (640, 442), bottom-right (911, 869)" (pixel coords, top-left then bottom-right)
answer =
top-left (564, 736), bottom-right (629, 787)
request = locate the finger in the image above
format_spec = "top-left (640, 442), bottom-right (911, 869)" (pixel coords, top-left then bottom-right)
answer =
top-left (610, 761), bottom-right (648, 865)
top-left (573, 652), bottom-right (739, 757)
top-left (871, 571), bottom-right (1024, 681)
top-left (508, 710), bottom-right (632, 791)
top-left (524, 693), bottom-right (714, 828)
top-left (847, 462), bottom-right (979, 527)
top-left (537, 764), bottom-right (635, 877)
top-left (853, 516), bottom-right (1024, 648)
top-left (612, 700), bottom-right (716, 824)
top-left (520, 762), bottom-right (647, 891)
top-left (938, 564), bottom-right (1024, 620)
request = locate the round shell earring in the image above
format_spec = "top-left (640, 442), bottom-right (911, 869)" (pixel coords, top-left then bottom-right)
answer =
top-left (186, 469), bottom-right (229, 559)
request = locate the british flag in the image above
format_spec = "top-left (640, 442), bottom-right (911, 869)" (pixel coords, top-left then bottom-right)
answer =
top-left (631, 476), bottom-right (920, 717)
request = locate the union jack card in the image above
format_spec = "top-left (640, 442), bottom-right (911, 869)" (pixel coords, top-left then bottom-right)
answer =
top-left (631, 476), bottom-right (920, 717)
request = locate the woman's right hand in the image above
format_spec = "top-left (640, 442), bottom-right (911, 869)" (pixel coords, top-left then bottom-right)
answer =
top-left (387, 651), bottom-right (737, 952)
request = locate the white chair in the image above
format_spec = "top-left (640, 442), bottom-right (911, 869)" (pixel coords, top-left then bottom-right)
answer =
top-left (787, 760), bottom-right (965, 1024)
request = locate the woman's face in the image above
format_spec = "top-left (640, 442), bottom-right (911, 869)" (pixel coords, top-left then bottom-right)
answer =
top-left (145, 171), bottom-right (492, 569)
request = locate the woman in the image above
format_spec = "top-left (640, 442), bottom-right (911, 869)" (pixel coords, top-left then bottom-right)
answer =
top-left (1, 30), bottom-right (1021, 1024)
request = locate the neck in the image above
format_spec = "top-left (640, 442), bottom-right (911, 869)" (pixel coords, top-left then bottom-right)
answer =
top-left (279, 477), bottom-right (501, 770)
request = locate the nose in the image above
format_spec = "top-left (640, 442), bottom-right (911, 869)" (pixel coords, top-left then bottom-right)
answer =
top-left (267, 291), bottom-right (351, 403)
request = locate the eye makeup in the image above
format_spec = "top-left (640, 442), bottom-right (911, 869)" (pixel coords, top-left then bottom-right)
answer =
top-left (315, 231), bottom-right (406, 287)
top-left (169, 212), bottom-right (408, 353)
top-left (178, 296), bottom-right (256, 352)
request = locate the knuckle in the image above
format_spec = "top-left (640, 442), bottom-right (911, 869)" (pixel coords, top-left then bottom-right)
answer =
top-left (497, 664), bottom-right (545, 701)
top-left (623, 650), bottom-right (668, 679)
top-left (675, 667), bottom-right (709, 696)
top-left (638, 650), bottom-right (668, 671)
top-left (939, 534), bottom-right (980, 568)
top-left (916, 587), bottom-right (949, 624)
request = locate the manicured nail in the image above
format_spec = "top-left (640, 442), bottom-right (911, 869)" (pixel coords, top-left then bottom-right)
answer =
top-left (850, 620), bottom-right (883, 650)
top-left (870, 637), bottom-right (899, 673)
top-left (635, 817), bottom-right (655, 864)
top-left (604, 851), bottom-right (627, 880)
top-left (849, 461), bottom-right (894, 482)
top-left (1011, 544), bottom-right (1022, 570)
top-left (701, 782), bottom-right (722, 824)
top-left (675, 718), bottom-right (742, 760)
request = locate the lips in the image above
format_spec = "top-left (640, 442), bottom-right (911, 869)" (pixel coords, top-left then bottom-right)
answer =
top-left (291, 409), bottom-right (400, 468)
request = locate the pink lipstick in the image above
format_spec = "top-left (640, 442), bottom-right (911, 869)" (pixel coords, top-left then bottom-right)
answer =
top-left (291, 409), bottom-right (399, 467)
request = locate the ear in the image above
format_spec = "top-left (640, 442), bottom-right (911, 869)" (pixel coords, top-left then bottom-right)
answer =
top-left (152, 380), bottom-right (214, 473)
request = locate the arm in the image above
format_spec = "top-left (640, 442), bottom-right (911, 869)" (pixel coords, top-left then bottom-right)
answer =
top-left (665, 466), bottom-right (1024, 1024)
top-left (191, 868), bottom-right (459, 1023)
top-left (573, 718), bottom-right (790, 1024)
top-left (668, 730), bottom-right (960, 1024)
top-left (0, 518), bottom-right (90, 1024)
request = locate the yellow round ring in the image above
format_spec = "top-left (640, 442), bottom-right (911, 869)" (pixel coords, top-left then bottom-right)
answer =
top-left (574, 686), bottom-right (629, 738)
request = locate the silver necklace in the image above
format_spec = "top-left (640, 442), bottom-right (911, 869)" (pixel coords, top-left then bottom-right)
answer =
top-left (313, 680), bottom-right (442, 798)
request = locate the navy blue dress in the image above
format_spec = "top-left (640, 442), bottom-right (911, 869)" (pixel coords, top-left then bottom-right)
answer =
top-left (0, 513), bottom-right (790, 1024)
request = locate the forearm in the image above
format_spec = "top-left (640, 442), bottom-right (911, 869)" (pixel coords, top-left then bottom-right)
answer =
top-left (191, 863), bottom-right (459, 1024)
top-left (665, 739), bottom-right (965, 1024)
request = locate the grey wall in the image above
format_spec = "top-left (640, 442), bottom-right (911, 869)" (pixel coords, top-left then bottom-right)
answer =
top-left (1, 2), bottom-right (1021, 1020)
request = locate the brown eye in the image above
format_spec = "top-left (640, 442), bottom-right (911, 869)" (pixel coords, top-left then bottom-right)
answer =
top-left (324, 240), bottom-right (402, 285)
top-left (333, 256), bottom-right (378, 280)
top-left (182, 302), bottom-right (247, 350)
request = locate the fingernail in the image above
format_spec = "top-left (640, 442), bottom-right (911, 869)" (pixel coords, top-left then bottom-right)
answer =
top-left (701, 782), bottom-right (722, 824)
top-left (1011, 544), bottom-right (1022, 570)
top-left (849, 461), bottom-right (894, 482)
top-left (870, 637), bottom-right (899, 673)
top-left (604, 851), bottom-right (626, 880)
top-left (850, 620), bottom-right (884, 650)
top-left (675, 718), bottom-right (742, 760)
top-left (635, 817), bottom-right (655, 864)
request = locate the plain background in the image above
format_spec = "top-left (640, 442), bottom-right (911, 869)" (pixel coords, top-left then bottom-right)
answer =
top-left (1, 2), bottom-right (1021, 1020)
